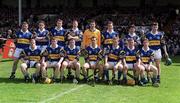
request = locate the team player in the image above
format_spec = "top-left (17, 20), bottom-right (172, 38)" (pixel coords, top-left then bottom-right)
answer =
top-left (9, 22), bottom-right (33, 79)
top-left (102, 21), bottom-right (119, 49)
top-left (50, 19), bottom-right (66, 47)
top-left (137, 38), bottom-right (159, 87)
top-left (123, 38), bottom-right (140, 84)
top-left (124, 24), bottom-right (140, 47)
top-left (61, 38), bottom-right (81, 83)
top-left (145, 22), bottom-right (169, 83)
top-left (41, 38), bottom-right (64, 82)
top-left (82, 36), bottom-right (103, 82)
top-left (35, 20), bottom-right (49, 52)
top-left (83, 20), bottom-right (101, 48)
top-left (20, 39), bottom-right (41, 83)
top-left (104, 37), bottom-right (124, 84)
top-left (66, 20), bottom-right (83, 48)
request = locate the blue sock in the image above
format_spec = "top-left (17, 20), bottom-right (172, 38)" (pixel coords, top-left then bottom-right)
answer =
top-left (104, 69), bottom-right (109, 80)
top-left (118, 71), bottom-right (122, 80)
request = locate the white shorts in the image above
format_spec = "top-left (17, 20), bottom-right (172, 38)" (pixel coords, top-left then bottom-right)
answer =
top-left (27, 61), bottom-right (38, 68)
top-left (126, 63), bottom-right (134, 69)
top-left (106, 62), bottom-right (118, 70)
top-left (153, 49), bottom-right (162, 60)
top-left (89, 61), bottom-right (97, 66)
top-left (13, 48), bottom-right (23, 58)
top-left (46, 61), bottom-right (58, 68)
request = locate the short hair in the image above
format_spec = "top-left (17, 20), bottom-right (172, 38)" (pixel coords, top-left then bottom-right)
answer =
top-left (90, 19), bottom-right (96, 24)
top-left (142, 38), bottom-right (149, 42)
top-left (56, 19), bottom-right (63, 23)
top-left (38, 20), bottom-right (45, 24)
top-left (127, 38), bottom-right (134, 42)
top-left (151, 22), bottom-right (158, 26)
top-left (113, 37), bottom-right (119, 41)
top-left (107, 21), bottom-right (113, 25)
top-left (22, 21), bottom-right (28, 26)
top-left (128, 24), bottom-right (135, 29)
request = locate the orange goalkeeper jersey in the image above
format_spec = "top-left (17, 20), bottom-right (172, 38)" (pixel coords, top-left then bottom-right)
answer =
top-left (83, 29), bottom-right (101, 48)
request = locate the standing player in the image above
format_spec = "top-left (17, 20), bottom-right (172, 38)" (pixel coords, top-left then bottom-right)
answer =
top-left (123, 38), bottom-right (140, 84)
top-left (61, 39), bottom-right (81, 83)
top-left (137, 38), bottom-right (159, 87)
top-left (41, 38), bottom-right (64, 82)
top-left (82, 36), bottom-right (103, 82)
top-left (9, 22), bottom-right (33, 79)
top-left (145, 22), bottom-right (169, 83)
top-left (83, 20), bottom-right (101, 48)
top-left (66, 20), bottom-right (83, 48)
top-left (50, 19), bottom-right (66, 47)
top-left (104, 37), bottom-right (124, 84)
top-left (35, 20), bottom-right (49, 52)
top-left (20, 39), bottom-right (41, 83)
top-left (124, 24), bottom-right (140, 47)
top-left (102, 21), bottom-right (119, 49)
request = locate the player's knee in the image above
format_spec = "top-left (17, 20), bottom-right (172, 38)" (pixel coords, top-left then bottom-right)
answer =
top-left (36, 63), bottom-right (41, 69)
top-left (62, 61), bottom-right (68, 67)
top-left (83, 63), bottom-right (89, 69)
top-left (21, 63), bottom-right (27, 69)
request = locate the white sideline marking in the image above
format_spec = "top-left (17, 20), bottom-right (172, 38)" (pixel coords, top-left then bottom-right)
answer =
top-left (39, 85), bottom-right (85, 103)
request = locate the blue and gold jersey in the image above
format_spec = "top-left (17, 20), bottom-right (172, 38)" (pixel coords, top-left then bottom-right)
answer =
top-left (102, 31), bottom-right (118, 48)
top-left (22, 47), bottom-right (41, 62)
top-left (35, 29), bottom-right (49, 46)
top-left (125, 34), bottom-right (140, 44)
top-left (15, 30), bottom-right (32, 48)
top-left (124, 47), bottom-right (138, 63)
top-left (44, 46), bottom-right (63, 62)
top-left (145, 32), bottom-right (163, 50)
top-left (139, 48), bottom-right (154, 64)
top-left (106, 46), bottom-right (123, 62)
top-left (85, 46), bottom-right (101, 61)
top-left (67, 29), bottom-right (83, 47)
top-left (64, 46), bottom-right (80, 61)
top-left (51, 27), bottom-right (66, 47)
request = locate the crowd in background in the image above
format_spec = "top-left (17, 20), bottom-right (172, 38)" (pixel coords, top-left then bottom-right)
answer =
top-left (0, 6), bottom-right (180, 56)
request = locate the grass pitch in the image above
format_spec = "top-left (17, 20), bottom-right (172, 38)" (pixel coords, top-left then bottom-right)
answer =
top-left (0, 56), bottom-right (180, 103)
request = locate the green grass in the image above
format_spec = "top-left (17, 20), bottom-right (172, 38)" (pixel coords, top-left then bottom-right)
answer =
top-left (0, 56), bottom-right (180, 103)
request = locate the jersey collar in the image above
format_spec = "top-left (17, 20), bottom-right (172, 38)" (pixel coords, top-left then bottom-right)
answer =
top-left (142, 47), bottom-right (150, 52)
top-left (55, 27), bottom-right (63, 31)
top-left (29, 46), bottom-right (37, 51)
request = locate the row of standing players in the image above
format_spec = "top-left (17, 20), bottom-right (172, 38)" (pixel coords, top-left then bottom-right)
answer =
top-left (9, 20), bottom-right (169, 87)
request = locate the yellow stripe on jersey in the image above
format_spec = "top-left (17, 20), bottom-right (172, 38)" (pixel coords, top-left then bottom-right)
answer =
top-left (68, 55), bottom-right (76, 61)
top-left (149, 40), bottom-right (160, 46)
top-left (108, 53), bottom-right (118, 60)
top-left (29, 56), bottom-right (41, 61)
top-left (17, 39), bottom-right (30, 44)
top-left (126, 56), bottom-right (136, 61)
top-left (104, 39), bottom-right (113, 44)
top-left (48, 54), bottom-right (60, 59)
top-left (141, 57), bottom-right (150, 63)
top-left (88, 55), bottom-right (98, 61)
top-left (54, 36), bottom-right (65, 41)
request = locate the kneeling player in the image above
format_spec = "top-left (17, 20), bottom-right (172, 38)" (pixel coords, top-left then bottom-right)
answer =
top-left (123, 39), bottom-right (140, 85)
top-left (61, 39), bottom-right (81, 83)
top-left (137, 38), bottom-right (159, 87)
top-left (41, 38), bottom-right (64, 82)
top-left (82, 37), bottom-right (103, 82)
top-left (104, 37), bottom-right (124, 84)
top-left (20, 39), bottom-right (41, 83)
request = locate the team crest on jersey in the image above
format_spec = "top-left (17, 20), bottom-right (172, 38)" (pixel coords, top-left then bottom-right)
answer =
top-left (126, 52), bottom-right (129, 55)
top-left (149, 37), bottom-right (152, 39)
top-left (157, 36), bottom-right (160, 39)
top-left (67, 51), bottom-right (69, 54)
top-left (49, 50), bottom-right (51, 53)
